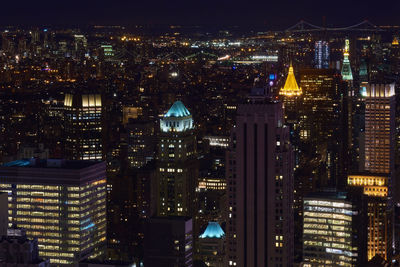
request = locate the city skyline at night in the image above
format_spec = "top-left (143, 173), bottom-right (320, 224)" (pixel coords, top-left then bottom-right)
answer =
top-left (0, 4), bottom-right (400, 266)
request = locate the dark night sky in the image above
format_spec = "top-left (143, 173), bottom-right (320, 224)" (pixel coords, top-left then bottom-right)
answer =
top-left (1, 0), bottom-right (399, 29)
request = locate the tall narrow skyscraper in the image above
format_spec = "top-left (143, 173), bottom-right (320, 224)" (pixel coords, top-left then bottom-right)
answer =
top-left (64, 93), bottom-right (103, 160)
top-left (314, 40), bottom-right (330, 69)
top-left (341, 39), bottom-right (353, 81)
top-left (156, 101), bottom-right (197, 217)
top-left (347, 83), bottom-right (396, 261)
top-left (364, 84), bottom-right (395, 174)
top-left (226, 88), bottom-right (294, 267)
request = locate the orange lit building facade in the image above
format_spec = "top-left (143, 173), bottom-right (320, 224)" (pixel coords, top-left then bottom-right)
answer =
top-left (347, 82), bottom-right (396, 261)
top-left (348, 174), bottom-right (390, 260)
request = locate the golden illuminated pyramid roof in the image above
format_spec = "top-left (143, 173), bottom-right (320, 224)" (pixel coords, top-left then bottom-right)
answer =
top-left (280, 64), bottom-right (302, 96)
top-left (392, 36), bottom-right (399, 46)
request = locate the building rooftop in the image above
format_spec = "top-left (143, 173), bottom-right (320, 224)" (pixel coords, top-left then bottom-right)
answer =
top-left (164, 101), bottom-right (191, 118)
top-left (199, 222), bottom-right (225, 239)
top-left (2, 159), bottom-right (102, 170)
top-left (279, 64), bottom-right (302, 97)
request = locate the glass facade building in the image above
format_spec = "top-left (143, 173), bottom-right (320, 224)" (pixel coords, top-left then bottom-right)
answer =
top-left (303, 191), bottom-right (366, 266)
top-left (0, 159), bottom-right (106, 265)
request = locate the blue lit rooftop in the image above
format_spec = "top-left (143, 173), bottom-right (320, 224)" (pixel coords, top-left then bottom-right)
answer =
top-left (3, 160), bottom-right (31, 167)
top-left (164, 101), bottom-right (191, 118)
top-left (199, 222), bottom-right (225, 239)
top-left (2, 159), bottom-right (101, 169)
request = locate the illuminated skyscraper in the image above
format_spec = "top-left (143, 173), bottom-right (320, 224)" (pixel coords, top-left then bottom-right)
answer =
top-left (346, 83), bottom-right (396, 261)
top-left (0, 159), bottom-right (107, 265)
top-left (279, 64), bottom-right (302, 97)
top-left (341, 39), bottom-right (353, 81)
top-left (198, 221), bottom-right (225, 267)
top-left (64, 93), bottom-right (103, 160)
top-left (302, 190), bottom-right (367, 266)
top-left (156, 101), bottom-right (197, 217)
top-left (348, 174), bottom-right (391, 260)
top-left (298, 68), bottom-right (343, 187)
top-left (364, 84), bottom-right (395, 174)
top-left (226, 88), bottom-right (294, 267)
top-left (314, 41), bottom-right (329, 69)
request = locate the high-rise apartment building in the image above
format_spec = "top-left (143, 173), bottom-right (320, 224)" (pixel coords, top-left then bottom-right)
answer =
top-left (64, 93), bottom-right (103, 160)
top-left (226, 88), bottom-right (294, 267)
top-left (302, 190), bottom-right (367, 266)
top-left (156, 101), bottom-right (197, 217)
top-left (0, 159), bottom-right (107, 265)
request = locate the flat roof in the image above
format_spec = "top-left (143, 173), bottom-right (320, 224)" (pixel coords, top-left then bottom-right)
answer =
top-left (2, 159), bottom-right (102, 170)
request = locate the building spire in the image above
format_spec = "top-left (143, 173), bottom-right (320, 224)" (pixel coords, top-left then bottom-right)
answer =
top-left (341, 39), bottom-right (353, 81)
top-left (280, 63), bottom-right (302, 97)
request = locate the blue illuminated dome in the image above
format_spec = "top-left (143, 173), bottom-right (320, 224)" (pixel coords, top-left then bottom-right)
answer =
top-left (160, 101), bottom-right (194, 132)
top-left (199, 222), bottom-right (225, 239)
top-left (164, 101), bottom-right (191, 118)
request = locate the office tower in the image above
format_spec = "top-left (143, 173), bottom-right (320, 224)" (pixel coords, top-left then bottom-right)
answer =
top-left (347, 84), bottom-right (396, 261)
top-left (144, 217), bottom-right (193, 267)
top-left (341, 39), bottom-right (353, 81)
top-left (314, 41), bottom-right (330, 69)
top-left (279, 64), bottom-right (303, 192)
top-left (348, 174), bottom-right (391, 261)
top-left (302, 190), bottom-right (367, 267)
top-left (125, 119), bottom-right (155, 168)
top-left (0, 192), bottom-right (7, 236)
top-left (279, 64), bottom-right (305, 261)
top-left (299, 68), bottom-right (343, 187)
top-left (390, 37), bottom-right (400, 75)
top-left (226, 88), bottom-right (294, 267)
top-left (364, 84), bottom-right (395, 174)
top-left (156, 101), bottom-right (197, 217)
top-left (0, 233), bottom-right (50, 266)
top-left (198, 222), bottom-right (225, 267)
top-left (64, 92), bottom-right (103, 160)
top-left (0, 159), bottom-right (107, 265)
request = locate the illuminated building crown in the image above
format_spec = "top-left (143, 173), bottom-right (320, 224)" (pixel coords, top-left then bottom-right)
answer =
top-left (280, 64), bottom-right (302, 96)
top-left (199, 222), bottom-right (225, 238)
top-left (341, 39), bottom-right (353, 81)
top-left (160, 101), bottom-right (194, 132)
top-left (392, 36), bottom-right (399, 46)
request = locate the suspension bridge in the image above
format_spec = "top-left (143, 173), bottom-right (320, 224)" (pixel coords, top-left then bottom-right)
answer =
top-left (286, 20), bottom-right (384, 33)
